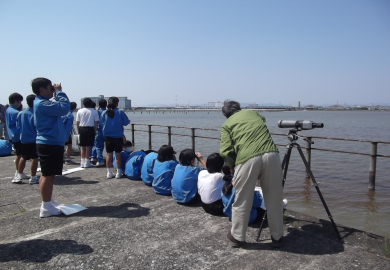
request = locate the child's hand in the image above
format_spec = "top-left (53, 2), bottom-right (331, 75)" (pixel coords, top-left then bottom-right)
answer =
top-left (195, 152), bottom-right (203, 160)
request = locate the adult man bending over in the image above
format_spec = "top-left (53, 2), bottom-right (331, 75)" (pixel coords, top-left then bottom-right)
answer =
top-left (220, 100), bottom-right (284, 248)
top-left (32, 77), bottom-right (70, 218)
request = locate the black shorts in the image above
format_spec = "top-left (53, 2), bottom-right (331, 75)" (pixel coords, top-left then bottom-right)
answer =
top-left (65, 135), bottom-right (72, 146)
top-left (13, 141), bottom-right (22, 156)
top-left (105, 137), bottom-right (123, 153)
top-left (36, 144), bottom-right (64, 176)
top-left (79, 127), bottom-right (95, 146)
top-left (201, 199), bottom-right (224, 216)
top-left (21, 142), bottom-right (38, 160)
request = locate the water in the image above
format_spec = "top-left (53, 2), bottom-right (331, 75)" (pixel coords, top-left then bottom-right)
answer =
top-left (123, 110), bottom-right (390, 238)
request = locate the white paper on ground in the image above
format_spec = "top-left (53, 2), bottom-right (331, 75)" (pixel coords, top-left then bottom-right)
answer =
top-left (37, 167), bottom-right (84, 175)
top-left (56, 204), bottom-right (87, 215)
top-left (254, 186), bottom-right (266, 210)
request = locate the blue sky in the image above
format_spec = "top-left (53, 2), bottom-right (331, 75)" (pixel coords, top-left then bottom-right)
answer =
top-left (1, 0), bottom-right (389, 107)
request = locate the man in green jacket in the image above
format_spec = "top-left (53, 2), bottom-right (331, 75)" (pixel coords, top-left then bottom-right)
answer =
top-left (220, 100), bottom-right (284, 248)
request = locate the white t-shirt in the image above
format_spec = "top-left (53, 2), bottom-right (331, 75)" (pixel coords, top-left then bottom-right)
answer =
top-left (197, 170), bottom-right (225, 204)
top-left (76, 108), bottom-right (99, 127)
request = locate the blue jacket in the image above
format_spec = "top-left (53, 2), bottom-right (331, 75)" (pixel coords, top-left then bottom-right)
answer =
top-left (141, 152), bottom-right (158, 186)
top-left (100, 108), bottom-right (130, 138)
top-left (125, 151), bottom-right (147, 180)
top-left (96, 108), bottom-right (106, 135)
top-left (62, 111), bottom-right (74, 139)
top-left (222, 188), bottom-right (263, 224)
top-left (16, 108), bottom-right (36, 144)
top-left (171, 164), bottom-right (202, 203)
top-left (152, 159), bottom-right (179, 195)
top-left (0, 140), bottom-right (12, 156)
top-left (113, 150), bottom-right (132, 170)
top-left (34, 90), bottom-right (70, 145)
top-left (6, 105), bottom-right (21, 142)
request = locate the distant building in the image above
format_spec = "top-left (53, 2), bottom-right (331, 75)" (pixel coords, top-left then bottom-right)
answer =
top-left (303, 104), bottom-right (318, 110)
top-left (327, 104), bottom-right (345, 110)
top-left (81, 95), bottom-right (131, 109)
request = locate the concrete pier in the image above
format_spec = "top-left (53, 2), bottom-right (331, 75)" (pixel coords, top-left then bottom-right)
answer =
top-left (0, 154), bottom-right (389, 269)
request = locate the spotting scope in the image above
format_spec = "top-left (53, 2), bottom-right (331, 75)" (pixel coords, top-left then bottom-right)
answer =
top-left (278, 120), bottom-right (324, 130)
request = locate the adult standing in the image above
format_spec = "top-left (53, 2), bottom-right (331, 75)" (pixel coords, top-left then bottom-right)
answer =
top-left (32, 78), bottom-right (70, 217)
top-left (219, 100), bottom-right (284, 248)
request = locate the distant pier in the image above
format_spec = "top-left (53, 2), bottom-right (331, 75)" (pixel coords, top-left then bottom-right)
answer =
top-left (124, 107), bottom-right (291, 113)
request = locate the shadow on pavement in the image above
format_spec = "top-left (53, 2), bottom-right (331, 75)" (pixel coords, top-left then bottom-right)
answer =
top-left (71, 202), bottom-right (150, 218)
top-left (54, 176), bottom-right (100, 185)
top-left (0, 239), bottom-right (93, 263)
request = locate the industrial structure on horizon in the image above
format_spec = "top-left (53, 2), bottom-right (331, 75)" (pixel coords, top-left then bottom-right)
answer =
top-left (80, 95), bottom-right (131, 109)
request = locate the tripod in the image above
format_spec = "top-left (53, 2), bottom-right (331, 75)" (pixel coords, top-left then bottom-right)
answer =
top-left (256, 128), bottom-right (341, 241)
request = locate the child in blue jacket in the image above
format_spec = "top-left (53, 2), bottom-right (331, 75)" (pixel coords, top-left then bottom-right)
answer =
top-left (91, 98), bottom-right (107, 166)
top-left (171, 149), bottom-right (206, 204)
top-left (100, 97), bottom-right (130, 179)
top-left (152, 145), bottom-right (178, 195)
top-left (62, 102), bottom-right (77, 165)
top-left (141, 151), bottom-right (158, 186)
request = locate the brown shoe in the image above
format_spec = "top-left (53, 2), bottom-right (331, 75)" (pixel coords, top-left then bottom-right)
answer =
top-left (227, 232), bottom-right (243, 248)
top-left (271, 236), bottom-right (284, 248)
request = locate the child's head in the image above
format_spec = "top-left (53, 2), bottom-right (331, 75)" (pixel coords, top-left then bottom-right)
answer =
top-left (83, 98), bottom-right (94, 108)
top-left (70, 102), bottom-right (77, 111)
top-left (107, 97), bottom-right (119, 118)
top-left (157, 145), bottom-right (175, 162)
top-left (206, 153), bottom-right (224, 173)
top-left (26, 94), bottom-right (36, 109)
top-left (8, 93), bottom-right (23, 107)
top-left (222, 164), bottom-right (233, 196)
top-left (123, 140), bottom-right (132, 153)
top-left (99, 98), bottom-right (107, 109)
top-left (179, 148), bottom-right (196, 166)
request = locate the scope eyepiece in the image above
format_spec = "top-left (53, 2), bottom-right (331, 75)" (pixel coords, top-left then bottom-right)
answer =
top-left (278, 120), bottom-right (324, 130)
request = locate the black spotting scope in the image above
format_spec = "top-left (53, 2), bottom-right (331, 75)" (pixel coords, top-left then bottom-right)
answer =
top-left (278, 120), bottom-right (324, 130)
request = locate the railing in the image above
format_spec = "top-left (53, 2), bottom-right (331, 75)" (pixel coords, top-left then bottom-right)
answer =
top-left (125, 123), bottom-right (390, 190)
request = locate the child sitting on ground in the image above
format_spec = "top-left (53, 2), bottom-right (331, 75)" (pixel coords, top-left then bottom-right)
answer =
top-left (197, 153), bottom-right (225, 215)
top-left (171, 149), bottom-right (206, 205)
top-left (152, 145), bottom-right (178, 195)
top-left (221, 165), bottom-right (265, 224)
top-left (141, 150), bottom-right (158, 186)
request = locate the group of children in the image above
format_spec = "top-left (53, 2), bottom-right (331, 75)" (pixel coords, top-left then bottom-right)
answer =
top-left (113, 143), bottom-right (269, 224)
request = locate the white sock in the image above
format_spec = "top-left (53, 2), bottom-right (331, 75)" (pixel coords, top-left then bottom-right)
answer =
top-left (15, 170), bottom-right (18, 176)
top-left (42, 201), bottom-right (52, 209)
top-left (107, 168), bottom-right (112, 173)
top-left (117, 168), bottom-right (122, 174)
top-left (17, 173), bottom-right (23, 178)
top-left (81, 158), bottom-right (85, 164)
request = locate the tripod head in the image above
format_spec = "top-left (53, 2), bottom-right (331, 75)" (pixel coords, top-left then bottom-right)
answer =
top-left (286, 128), bottom-right (314, 144)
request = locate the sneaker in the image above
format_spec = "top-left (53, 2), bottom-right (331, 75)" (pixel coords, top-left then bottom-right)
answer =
top-left (95, 161), bottom-right (105, 167)
top-left (39, 205), bottom-right (62, 218)
top-left (90, 158), bottom-right (97, 163)
top-left (271, 236), bottom-right (284, 248)
top-left (107, 171), bottom-right (114, 179)
top-left (12, 176), bottom-right (22, 183)
top-left (19, 173), bottom-right (30, 179)
top-left (115, 170), bottom-right (123, 179)
top-left (51, 200), bottom-right (60, 208)
top-left (84, 160), bottom-right (93, 168)
top-left (29, 176), bottom-right (40, 184)
top-left (227, 232), bottom-right (243, 248)
top-left (283, 199), bottom-right (288, 209)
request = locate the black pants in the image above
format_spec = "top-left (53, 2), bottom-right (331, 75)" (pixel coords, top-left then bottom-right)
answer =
top-left (201, 199), bottom-right (224, 216)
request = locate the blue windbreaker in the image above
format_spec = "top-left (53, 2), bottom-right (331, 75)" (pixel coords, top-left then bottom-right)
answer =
top-left (124, 151), bottom-right (147, 180)
top-left (171, 164), bottom-right (202, 203)
top-left (152, 159), bottom-right (179, 195)
top-left (100, 108), bottom-right (130, 138)
top-left (141, 152), bottom-right (158, 186)
top-left (97, 108), bottom-right (106, 135)
top-left (16, 108), bottom-right (36, 144)
top-left (222, 188), bottom-right (263, 224)
top-left (6, 105), bottom-right (21, 142)
top-left (113, 150), bottom-right (132, 170)
top-left (34, 90), bottom-right (70, 145)
top-left (62, 111), bottom-right (74, 139)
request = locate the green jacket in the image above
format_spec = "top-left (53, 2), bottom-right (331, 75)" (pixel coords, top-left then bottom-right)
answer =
top-left (220, 110), bottom-right (278, 169)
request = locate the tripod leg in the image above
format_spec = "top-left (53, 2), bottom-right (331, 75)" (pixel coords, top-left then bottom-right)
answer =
top-left (257, 144), bottom-right (293, 241)
top-left (295, 144), bottom-right (342, 240)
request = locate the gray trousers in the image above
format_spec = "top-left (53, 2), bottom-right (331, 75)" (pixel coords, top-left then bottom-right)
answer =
top-left (231, 152), bottom-right (284, 241)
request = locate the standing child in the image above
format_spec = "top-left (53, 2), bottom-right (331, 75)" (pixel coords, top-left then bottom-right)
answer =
top-left (90, 98), bottom-right (107, 166)
top-left (171, 149), bottom-right (206, 204)
top-left (99, 97), bottom-right (130, 178)
top-left (76, 98), bottom-right (99, 168)
top-left (15, 94), bottom-right (39, 184)
top-left (6, 93), bottom-right (28, 182)
top-left (63, 102), bottom-right (77, 165)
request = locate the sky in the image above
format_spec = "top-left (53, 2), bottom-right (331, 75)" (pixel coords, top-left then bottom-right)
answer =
top-left (0, 0), bottom-right (389, 107)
